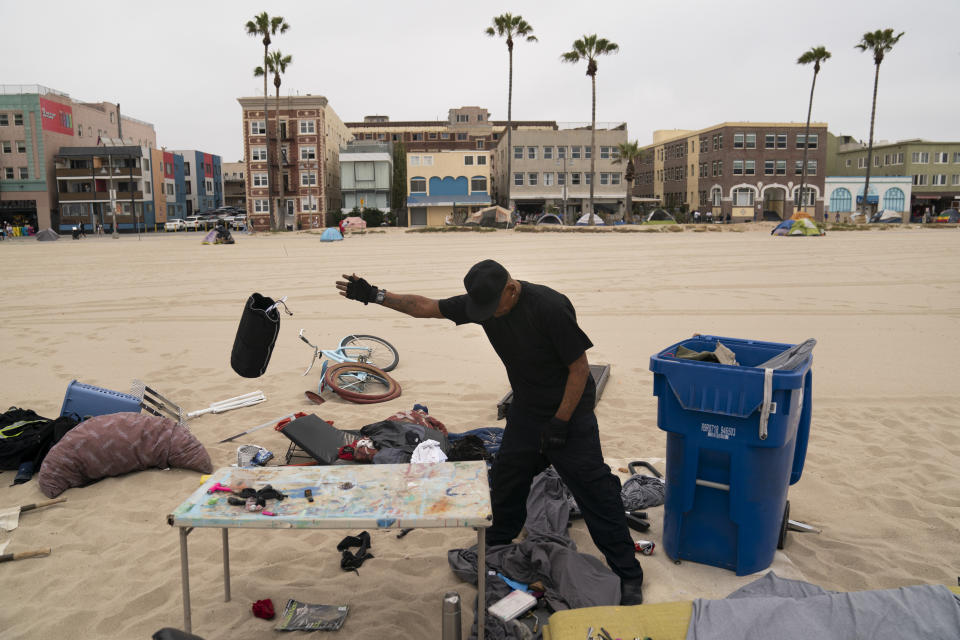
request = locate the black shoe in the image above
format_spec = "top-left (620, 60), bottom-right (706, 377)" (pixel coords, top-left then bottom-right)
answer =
top-left (620, 578), bottom-right (644, 606)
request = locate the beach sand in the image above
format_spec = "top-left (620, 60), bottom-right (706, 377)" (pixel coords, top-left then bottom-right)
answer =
top-left (1, 225), bottom-right (957, 638)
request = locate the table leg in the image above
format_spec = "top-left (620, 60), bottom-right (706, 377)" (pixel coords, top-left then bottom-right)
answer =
top-left (222, 528), bottom-right (231, 602)
top-left (179, 527), bottom-right (192, 633)
top-left (476, 528), bottom-right (485, 640)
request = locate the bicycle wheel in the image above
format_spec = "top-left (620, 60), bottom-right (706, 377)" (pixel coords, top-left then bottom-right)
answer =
top-left (323, 362), bottom-right (401, 404)
top-left (338, 334), bottom-right (399, 372)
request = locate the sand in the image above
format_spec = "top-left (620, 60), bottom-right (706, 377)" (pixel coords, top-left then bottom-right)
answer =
top-left (0, 225), bottom-right (957, 639)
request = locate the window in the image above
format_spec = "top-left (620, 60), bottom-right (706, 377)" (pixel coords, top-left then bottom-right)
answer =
top-left (571, 146), bottom-right (581, 159)
top-left (527, 146), bottom-right (537, 160)
top-left (600, 146), bottom-right (610, 159)
top-left (711, 187), bottom-right (722, 206)
top-left (744, 133), bottom-right (756, 149)
top-left (585, 172), bottom-right (592, 185)
top-left (734, 133), bottom-right (744, 149)
top-left (733, 160), bottom-right (744, 175)
top-left (874, 155), bottom-right (881, 167)
top-left (718, 134), bottom-right (723, 150)
top-left (845, 159), bottom-right (852, 167)
top-left (571, 172), bottom-right (581, 185)
top-left (600, 173), bottom-right (609, 185)
top-left (612, 173), bottom-right (621, 185)
top-left (410, 177), bottom-right (426, 192)
top-left (251, 147), bottom-right (267, 161)
top-left (476, 139), bottom-right (484, 149)
top-left (440, 133), bottom-right (450, 140)
top-left (477, 114), bottom-right (484, 122)
top-left (456, 114), bottom-right (469, 123)
top-left (528, 172), bottom-right (538, 186)
top-left (765, 134), bottom-right (775, 149)
top-left (954, 152), bottom-right (960, 163)
top-left (745, 160), bottom-right (755, 176)
top-left (15, 140), bottom-right (25, 154)
top-left (254, 199), bottom-right (269, 213)
top-left (776, 134), bottom-right (787, 149)
top-left (469, 176), bottom-right (487, 192)
top-left (409, 155), bottom-right (420, 167)
top-left (830, 188), bottom-right (852, 212)
top-left (795, 160), bottom-right (804, 175)
top-left (0, 141), bottom-right (9, 153)
top-left (558, 172), bottom-right (566, 185)
top-left (733, 187), bottom-right (754, 206)
top-left (544, 146), bottom-right (553, 160)
top-left (18, 167), bottom-right (28, 179)
top-left (912, 174), bottom-right (927, 186)
top-left (300, 146), bottom-right (316, 160)
top-left (514, 146), bottom-right (523, 159)
top-left (477, 155), bottom-right (487, 165)
top-left (934, 152), bottom-right (948, 164)
top-left (166, 183), bottom-right (174, 195)
top-left (184, 161), bottom-right (192, 175)
top-left (857, 157), bottom-right (867, 169)
top-left (252, 172), bottom-right (268, 187)
top-left (557, 146), bottom-right (567, 159)
top-left (776, 160), bottom-right (786, 175)
top-left (0, 115), bottom-right (7, 126)
top-left (807, 160), bottom-right (817, 175)
top-left (464, 155), bottom-right (474, 166)
top-left (793, 187), bottom-right (815, 206)
top-left (544, 172), bottom-right (554, 186)
top-left (428, 132), bottom-right (437, 140)
top-left (953, 174), bottom-right (960, 186)
top-left (410, 133), bottom-right (423, 141)
top-left (585, 146), bottom-right (592, 160)
top-left (764, 161), bottom-right (774, 175)
top-left (300, 171), bottom-right (316, 186)
top-left (14, 113), bottom-right (23, 126)
top-left (895, 153), bottom-right (904, 164)
top-left (145, 181), bottom-right (151, 194)
top-left (796, 133), bottom-right (819, 149)
top-left (456, 133), bottom-right (467, 141)
top-left (3, 167), bottom-right (12, 179)
top-left (422, 155), bottom-right (433, 166)
top-left (912, 152), bottom-right (929, 163)
top-left (250, 120), bottom-right (265, 135)
top-left (299, 120), bottom-right (315, 134)
top-left (302, 197), bottom-right (318, 211)
top-left (514, 173), bottom-right (523, 186)
top-left (883, 187), bottom-right (905, 211)
top-left (932, 174), bottom-right (947, 185)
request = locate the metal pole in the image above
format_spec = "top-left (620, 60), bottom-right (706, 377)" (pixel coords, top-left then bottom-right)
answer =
top-left (222, 528), bottom-right (231, 602)
top-left (179, 527), bottom-right (192, 633)
top-left (476, 528), bottom-right (486, 640)
top-left (441, 591), bottom-right (462, 640)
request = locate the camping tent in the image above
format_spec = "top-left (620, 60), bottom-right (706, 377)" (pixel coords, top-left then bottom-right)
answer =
top-left (35, 228), bottom-right (59, 241)
top-left (320, 227), bottom-right (343, 242)
top-left (773, 217), bottom-right (824, 236)
top-left (536, 213), bottom-right (563, 225)
top-left (873, 209), bottom-right (902, 223)
top-left (466, 206), bottom-right (512, 228)
top-left (342, 216), bottom-right (367, 229)
top-left (575, 213), bottom-right (605, 226)
top-left (645, 209), bottom-right (676, 223)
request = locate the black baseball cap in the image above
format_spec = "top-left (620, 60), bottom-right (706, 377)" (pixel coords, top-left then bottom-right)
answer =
top-left (463, 259), bottom-right (509, 322)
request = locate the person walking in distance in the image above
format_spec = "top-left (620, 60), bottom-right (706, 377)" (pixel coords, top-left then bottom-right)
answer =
top-left (335, 259), bottom-right (645, 604)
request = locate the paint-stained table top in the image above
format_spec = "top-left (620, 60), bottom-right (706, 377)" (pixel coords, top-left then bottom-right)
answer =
top-left (168, 462), bottom-right (491, 530)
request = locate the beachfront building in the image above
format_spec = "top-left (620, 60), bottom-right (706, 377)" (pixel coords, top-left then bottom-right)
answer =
top-left (222, 161), bottom-right (246, 210)
top-left (826, 135), bottom-right (960, 221)
top-left (54, 145), bottom-right (157, 232)
top-left (635, 122), bottom-right (829, 221)
top-left (0, 84), bottom-right (156, 231)
top-left (339, 141), bottom-right (392, 214)
top-left (406, 149), bottom-right (491, 226)
top-left (238, 94), bottom-right (352, 230)
top-left (492, 124), bottom-right (629, 221)
top-left (823, 176), bottom-right (912, 223)
top-left (170, 150), bottom-right (223, 215)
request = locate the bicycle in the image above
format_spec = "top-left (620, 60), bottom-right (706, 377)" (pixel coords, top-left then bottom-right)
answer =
top-left (299, 330), bottom-right (401, 403)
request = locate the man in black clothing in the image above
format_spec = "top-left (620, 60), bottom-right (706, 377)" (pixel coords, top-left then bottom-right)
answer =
top-left (336, 259), bottom-right (644, 605)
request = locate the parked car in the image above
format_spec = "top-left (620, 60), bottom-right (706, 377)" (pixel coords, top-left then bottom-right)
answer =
top-left (164, 219), bottom-right (185, 232)
top-left (183, 216), bottom-right (202, 230)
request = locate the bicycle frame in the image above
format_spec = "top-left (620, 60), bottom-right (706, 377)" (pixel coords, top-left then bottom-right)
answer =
top-left (299, 329), bottom-right (373, 376)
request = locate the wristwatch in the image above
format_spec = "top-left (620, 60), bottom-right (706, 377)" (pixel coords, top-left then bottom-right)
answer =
top-left (375, 288), bottom-right (386, 304)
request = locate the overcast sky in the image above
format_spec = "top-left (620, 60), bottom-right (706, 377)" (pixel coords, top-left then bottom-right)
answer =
top-left (3, 0), bottom-right (957, 162)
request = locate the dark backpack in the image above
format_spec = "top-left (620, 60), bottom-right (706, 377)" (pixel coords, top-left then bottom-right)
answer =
top-left (0, 407), bottom-right (79, 471)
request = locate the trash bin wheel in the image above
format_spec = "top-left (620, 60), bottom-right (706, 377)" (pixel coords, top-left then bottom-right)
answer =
top-left (777, 500), bottom-right (790, 550)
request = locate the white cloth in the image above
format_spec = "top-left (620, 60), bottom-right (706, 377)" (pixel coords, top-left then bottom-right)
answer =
top-left (410, 440), bottom-right (447, 464)
top-left (0, 539), bottom-right (9, 554)
top-left (0, 506), bottom-right (20, 532)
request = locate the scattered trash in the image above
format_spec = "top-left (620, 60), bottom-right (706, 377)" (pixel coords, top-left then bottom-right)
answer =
top-left (252, 598), bottom-right (275, 620)
top-left (634, 540), bottom-right (656, 555)
top-left (274, 600), bottom-right (349, 631)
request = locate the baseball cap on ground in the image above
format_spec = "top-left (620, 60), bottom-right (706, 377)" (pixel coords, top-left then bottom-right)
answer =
top-left (463, 259), bottom-right (509, 322)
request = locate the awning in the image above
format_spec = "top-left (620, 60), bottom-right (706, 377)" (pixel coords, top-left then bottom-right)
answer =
top-left (856, 195), bottom-right (879, 204)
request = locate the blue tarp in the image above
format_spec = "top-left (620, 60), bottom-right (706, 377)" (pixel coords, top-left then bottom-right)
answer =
top-left (320, 228), bottom-right (343, 242)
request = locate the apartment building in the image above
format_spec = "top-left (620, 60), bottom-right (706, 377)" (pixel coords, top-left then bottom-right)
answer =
top-left (827, 135), bottom-right (960, 220)
top-left (339, 141), bottom-right (392, 213)
top-left (222, 161), bottom-right (246, 210)
top-left (170, 150), bottom-right (223, 214)
top-left (406, 149), bottom-right (491, 226)
top-left (492, 124), bottom-right (629, 220)
top-left (0, 84), bottom-right (156, 230)
top-left (636, 122), bottom-right (829, 221)
top-left (238, 94), bottom-right (352, 230)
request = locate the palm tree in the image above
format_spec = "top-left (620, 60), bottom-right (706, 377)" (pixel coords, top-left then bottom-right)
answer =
top-left (245, 12), bottom-right (289, 230)
top-left (485, 14), bottom-right (537, 210)
top-left (561, 35), bottom-right (619, 225)
top-left (796, 46), bottom-right (831, 218)
top-left (257, 50), bottom-right (293, 230)
top-left (855, 29), bottom-right (904, 219)
top-left (612, 140), bottom-right (641, 223)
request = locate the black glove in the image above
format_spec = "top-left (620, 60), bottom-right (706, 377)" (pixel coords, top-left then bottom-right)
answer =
top-left (540, 417), bottom-right (568, 452)
top-left (345, 275), bottom-right (379, 305)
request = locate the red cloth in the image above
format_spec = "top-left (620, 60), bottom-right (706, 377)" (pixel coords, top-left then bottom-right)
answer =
top-left (385, 409), bottom-right (447, 435)
top-left (252, 598), bottom-right (275, 619)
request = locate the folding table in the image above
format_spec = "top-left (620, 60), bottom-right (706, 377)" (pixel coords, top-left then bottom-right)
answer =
top-left (168, 462), bottom-right (491, 637)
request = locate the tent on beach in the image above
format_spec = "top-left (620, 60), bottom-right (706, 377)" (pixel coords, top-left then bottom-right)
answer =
top-left (35, 228), bottom-right (59, 241)
top-left (536, 213), bottom-right (563, 225)
top-left (342, 216), bottom-right (367, 229)
top-left (772, 218), bottom-right (824, 236)
top-left (645, 209), bottom-right (676, 223)
top-left (575, 213), bottom-right (605, 226)
top-left (466, 206), bottom-right (512, 228)
top-left (871, 209), bottom-right (902, 224)
top-left (320, 227), bottom-right (343, 242)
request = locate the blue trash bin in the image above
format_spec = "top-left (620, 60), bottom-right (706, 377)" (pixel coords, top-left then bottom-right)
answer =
top-left (649, 335), bottom-right (813, 575)
top-left (59, 380), bottom-right (142, 420)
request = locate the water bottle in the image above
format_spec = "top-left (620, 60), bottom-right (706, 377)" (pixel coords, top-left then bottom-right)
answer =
top-left (441, 591), bottom-right (461, 640)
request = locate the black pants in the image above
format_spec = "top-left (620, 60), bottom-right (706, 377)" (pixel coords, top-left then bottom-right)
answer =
top-left (486, 404), bottom-right (643, 581)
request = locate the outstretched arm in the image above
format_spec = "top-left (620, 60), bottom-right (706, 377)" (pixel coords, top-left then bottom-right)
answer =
top-left (336, 274), bottom-right (443, 319)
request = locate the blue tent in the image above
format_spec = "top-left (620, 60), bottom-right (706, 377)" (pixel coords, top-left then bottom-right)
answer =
top-left (771, 219), bottom-right (794, 236)
top-left (320, 227), bottom-right (343, 242)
